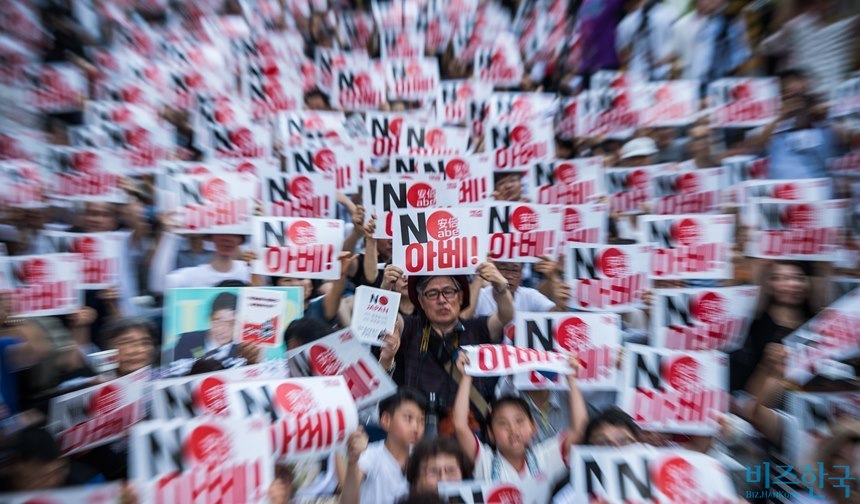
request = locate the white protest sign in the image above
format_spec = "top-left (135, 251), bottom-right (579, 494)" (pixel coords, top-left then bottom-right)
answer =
top-left (783, 289), bottom-right (860, 385)
top-left (225, 376), bottom-right (358, 460)
top-left (351, 286), bottom-right (401, 345)
top-left (365, 112), bottom-right (410, 157)
top-left (380, 29), bottom-right (425, 60)
top-left (619, 344), bottom-right (729, 435)
top-left (236, 287), bottom-right (288, 347)
top-left (708, 77), bottom-right (780, 128)
top-left (389, 154), bottom-right (492, 205)
top-left (462, 344), bottom-right (573, 377)
top-left (392, 207), bottom-right (488, 275)
top-left (830, 76), bottom-right (860, 118)
top-left (784, 392), bottom-right (860, 466)
top-left (315, 48), bottom-right (370, 95)
top-left (332, 61), bottom-right (386, 111)
top-left (633, 80), bottom-right (700, 127)
top-left (605, 165), bottom-right (664, 214)
top-left (161, 172), bottom-right (257, 234)
top-left (4, 254), bottom-right (82, 317)
top-left (193, 94), bottom-right (270, 159)
top-left (565, 243), bottom-right (651, 312)
top-left (641, 214), bottom-right (735, 280)
top-left (41, 231), bottom-right (123, 290)
top-left (488, 92), bottom-right (558, 123)
top-left (0, 160), bottom-right (46, 208)
top-left (485, 119), bottom-right (555, 171)
top-left (651, 286), bottom-right (760, 352)
top-left (436, 79), bottom-right (492, 126)
top-left (652, 167), bottom-right (725, 215)
top-left (129, 417), bottom-right (273, 504)
top-left (529, 158), bottom-right (605, 205)
top-left (251, 217), bottom-right (344, 280)
top-left (284, 144), bottom-right (364, 194)
top-left (437, 479), bottom-right (550, 504)
top-left (23, 62), bottom-right (87, 113)
top-left (385, 57), bottom-right (440, 101)
top-left (46, 147), bottom-right (126, 203)
top-left (0, 483), bottom-right (122, 504)
top-left (287, 328), bottom-right (397, 410)
top-left (513, 312), bottom-right (621, 391)
top-left (558, 203), bottom-right (609, 246)
top-left (576, 87), bottom-right (639, 139)
top-left (398, 123), bottom-right (470, 156)
top-left (48, 367), bottom-right (149, 456)
top-left (570, 446), bottom-right (737, 503)
top-left (487, 202), bottom-right (563, 262)
top-left (721, 155), bottom-right (770, 205)
top-left (473, 40), bottom-right (524, 88)
top-left (363, 174), bottom-right (462, 239)
top-left (745, 199), bottom-right (847, 261)
top-left (741, 177), bottom-right (832, 212)
top-left (557, 96), bottom-right (577, 140)
top-left (278, 111), bottom-right (348, 147)
top-left (261, 171), bottom-right (337, 219)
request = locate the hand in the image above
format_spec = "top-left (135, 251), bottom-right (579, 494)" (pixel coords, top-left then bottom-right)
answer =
top-left (254, 198), bottom-right (264, 216)
top-left (239, 249), bottom-right (258, 265)
top-left (237, 342), bottom-right (263, 365)
top-left (762, 343), bottom-right (788, 377)
top-left (268, 478), bottom-right (290, 504)
top-left (554, 284), bottom-right (571, 306)
top-left (456, 350), bottom-right (471, 375)
top-left (338, 252), bottom-right (359, 275)
top-left (119, 482), bottom-right (140, 504)
top-left (566, 354), bottom-right (582, 384)
top-left (363, 214), bottom-right (377, 238)
top-left (379, 331), bottom-right (400, 368)
top-left (476, 262), bottom-right (507, 292)
top-left (98, 286), bottom-right (119, 301)
top-left (69, 307), bottom-right (97, 328)
top-left (157, 211), bottom-right (178, 234)
top-left (641, 288), bottom-right (654, 307)
top-left (347, 428), bottom-right (369, 464)
top-left (534, 255), bottom-right (562, 278)
top-left (380, 264), bottom-right (404, 291)
top-left (352, 205), bottom-right (366, 230)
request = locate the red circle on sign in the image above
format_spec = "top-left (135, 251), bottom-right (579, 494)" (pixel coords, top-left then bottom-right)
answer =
top-left (197, 376), bottom-right (228, 415)
top-left (676, 172), bottom-right (699, 193)
top-left (313, 148), bottom-right (336, 172)
top-left (288, 220), bottom-right (316, 245)
top-left (236, 161), bottom-right (256, 175)
top-left (445, 159), bottom-right (470, 180)
top-left (627, 169), bottom-right (648, 190)
top-left (72, 151), bottom-right (99, 173)
top-left (426, 129), bottom-right (446, 149)
top-left (187, 424), bottom-right (230, 464)
top-left (354, 73), bottom-right (372, 93)
top-left (672, 218), bottom-right (700, 247)
top-left (229, 127), bottom-right (253, 149)
top-left (427, 210), bottom-right (456, 240)
top-left (23, 258), bottom-right (48, 283)
top-left (290, 175), bottom-right (314, 199)
top-left (556, 317), bottom-right (589, 353)
top-left (309, 344), bottom-right (344, 376)
top-left (389, 117), bottom-right (403, 137)
top-left (563, 208), bottom-right (581, 232)
top-left (274, 383), bottom-right (314, 415)
top-left (75, 236), bottom-right (99, 259)
top-left (784, 203), bottom-right (815, 229)
top-left (665, 355), bottom-right (700, 392)
top-left (600, 247), bottom-right (629, 278)
top-left (379, 296), bottom-right (389, 306)
top-left (90, 384), bottom-right (121, 415)
top-left (510, 125), bottom-right (531, 145)
top-left (556, 163), bottom-right (577, 185)
top-left (692, 291), bottom-right (725, 325)
top-left (654, 456), bottom-right (696, 502)
top-left (203, 178), bottom-right (228, 203)
top-left (406, 182), bottom-right (437, 208)
top-left (486, 485), bottom-right (523, 504)
top-left (214, 103), bottom-right (234, 124)
top-left (511, 206), bottom-right (539, 232)
top-left (773, 183), bottom-right (797, 200)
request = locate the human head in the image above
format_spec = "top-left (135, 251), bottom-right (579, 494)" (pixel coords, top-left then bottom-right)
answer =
top-left (407, 437), bottom-right (473, 493)
top-left (209, 234), bottom-right (244, 258)
top-left (82, 201), bottom-right (118, 232)
top-left (284, 317), bottom-right (333, 350)
top-left (494, 262), bottom-right (523, 293)
top-left (395, 492), bottom-right (448, 504)
top-left (486, 396), bottom-right (537, 459)
top-left (768, 261), bottom-right (812, 309)
top-left (688, 121), bottom-right (712, 162)
top-left (409, 275), bottom-right (470, 327)
top-left (7, 427), bottom-right (69, 491)
top-left (585, 407), bottom-right (642, 447)
top-left (779, 68), bottom-right (811, 100)
top-left (378, 238), bottom-right (393, 262)
top-left (208, 292), bottom-right (238, 347)
top-left (493, 172), bottom-right (524, 201)
top-left (276, 276), bottom-right (314, 301)
top-left (816, 420), bottom-right (860, 502)
top-left (619, 137), bottom-right (658, 167)
top-left (188, 358), bottom-right (226, 375)
top-left (379, 388), bottom-right (427, 448)
top-left (104, 317), bottom-right (156, 376)
top-left (305, 89), bottom-right (331, 110)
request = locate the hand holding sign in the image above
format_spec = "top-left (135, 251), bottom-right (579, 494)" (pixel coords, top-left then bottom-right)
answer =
top-left (381, 264), bottom-right (405, 291)
top-left (476, 261), bottom-right (507, 292)
top-left (347, 427), bottom-right (369, 465)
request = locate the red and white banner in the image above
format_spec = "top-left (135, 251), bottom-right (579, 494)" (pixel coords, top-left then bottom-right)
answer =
top-left (363, 174), bottom-right (462, 239)
top-left (633, 80), bottom-right (700, 127)
top-left (278, 111), bottom-right (348, 147)
top-left (41, 231), bottom-right (122, 290)
top-left (485, 119), bottom-right (555, 171)
top-left (385, 57), bottom-right (440, 101)
top-left (605, 165), bottom-right (664, 214)
top-left (365, 112), bottom-right (413, 157)
top-left (488, 92), bottom-right (558, 123)
top-left (462, 344), bottom-right (574, 377)
top-left (24, 62), bottom-right (87, 113)
top-left (390, 154), bottom-right (492, 205)
top-left (784, 288), bottom-right (860, 385)
top-left (240, 57), bottom-right (303, 120)
top-left (564, 243), bottom-right (651, 312)
top-left (785, 392), bottom-right (860, 466)
top-left (391, 207), bottom-right (488, 275)
top-left (576, 87), bottom-right (638, 139)
top-left (438, 479), bottom-right (550, 504)
top-left (284, 144), bottom-right (364, 194)
top-left (194, 94), bottom-right (270, 159)
top-left (641, 214), bottom-right (735, 280)
top-left (84, 101), bottom-right (172, 171)
top-left (436, 79), bottom-right (492, 126)
top-left (251, 217), bottom-right (344, 280)
top-left (130, 417), bottom-right (273, 504)
top-left (261, 172), bottom-right (337, 219)
top-left (160, 172), bottom-right (257, 234)
top-left (5, 254), bottom-right (82, 317)
top-left (287, 328), bottom-right (397, 410)
top-left (529, 158), bottom-right (605, 205)
top-left (236, 288), bottom-right (289, 347)
top-left (46, 147), bottom-right (126, 203)
top-left (332, 61), bottom-right (386, 111)
top-left (48, 367), bottom-right (149, 456)
top-left (652, 167), bottom-right (724, 215)
top-left (708, 77), bottom-right (780, 128)
top-left (380, 29), bottom-right (425, 60)
top-left (0, 483), bottom-right (122, 504)
top-left (351, 286), bottom-right (401, 345)
top-left (828, 149), bottom-right (860, 176)
top-left (0, 160), bottom-right (46, 208)
top-left (513, 312), bottom-right (621, 391)
top-left (745, 199), bottom-right (847, 261)
top-left (315, 48), bottom-right (370, 96)
top-left (652, 286), bottom-right (760, 352)
top-left (473, 41), bottom-right (524, 88)
top-left (570, 446), bottom-right (737, 503)
top-left (619, 344), bottom-right (729, 435)
top-left (557, 96), bottom-right (577, 140)
top-left (740, 178), bottom-right (832, 225)
top-left (398, 123), bottom-right (469, 156)
top-left (558, 203), bottom-right (609, 245)
top-left (487, 202), bottom-right (563, 262)
top-left (721, 155), bottom-right (770, 206)
top-left (225, 376), bottom-right (358, 460)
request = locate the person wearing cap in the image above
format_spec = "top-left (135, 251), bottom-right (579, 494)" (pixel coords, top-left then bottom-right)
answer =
top-left (378, 262), bottom-right (514, 424)
top-left (618, 136), bottom-right (659, 167)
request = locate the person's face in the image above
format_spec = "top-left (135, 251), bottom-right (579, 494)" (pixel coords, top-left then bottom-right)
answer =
top-left (417, 276), bottom-right (462, 326)
top-left (770, 263), bottom-right (809, 307)
top-left (381, 402), bottom-right (425, 447)
top-left (689, 125), bottom-right (712, 160)
top-left (588, 423), bottom-right (638, 447)
top-left (495, 262), bottom-right (523, 292)
top-left (277, 277), bottom-right (313, 301)
top-left (416, 454), bottom-right (463, 493)
top-left (211, 235), bottom-right (243, 257)
top-left (781, 76), bottom-right (809, 101)
top-left (305, 94), bottom-right (328, 111)
top-left (83, 202), bottom-right (117, 232)
top-left (11, 459), bottom-right (68, 491)
top-left (488, 404), bottom-right (537, 459)
top-left (494, 174), bottom-right (523, 201)
top-left (378, 239), bottom-right (393, 261)
top-left (112, 328), bottom-right (155, 376)
top-left (210, 308), bottom-right (237, 346)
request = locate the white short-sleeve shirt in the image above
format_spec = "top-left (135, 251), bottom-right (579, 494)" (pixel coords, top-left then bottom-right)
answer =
top-left (472, 433), bottom-right (568, 485)
top-left (475, 286), bottom-right (556, 317)
top-left (358, 441), bottom-right (409, 504)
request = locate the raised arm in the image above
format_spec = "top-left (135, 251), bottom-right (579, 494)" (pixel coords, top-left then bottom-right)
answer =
top-left (361, 213), bottom-right (380, 286)
top-left (741, 343), bottom-right (788, 446)
top-left (564, 355), bottom-right (588, 445)
top-left (340, 428), bottom-right (368, 504)
top-left (459, 275), bottom-right (486, 320)
top-left (453, 352), bottom-right (479, 461)
top-left (477, 262), bottom-right (514, 342)
top-left (342, 205), bottom-right (366, 278)
top-left (322, 253), bottom-right (359, 322)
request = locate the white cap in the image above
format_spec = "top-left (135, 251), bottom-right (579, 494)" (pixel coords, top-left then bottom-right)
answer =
top-left (620, 137), bottom-right (658, 160)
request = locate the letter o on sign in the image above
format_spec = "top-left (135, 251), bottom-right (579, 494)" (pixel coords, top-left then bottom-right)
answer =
top-left (265, 247), bottom-right (282, 272)
top-left (478, 346), bottom-right (497, 371)
top-left (405, 243), bottom-right (424, 273)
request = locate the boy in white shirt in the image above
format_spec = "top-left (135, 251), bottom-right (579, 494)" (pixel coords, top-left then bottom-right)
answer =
top-left (342, 389), bottom-right (427, 504)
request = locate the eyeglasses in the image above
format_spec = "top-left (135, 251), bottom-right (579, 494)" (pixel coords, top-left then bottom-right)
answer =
top-left (421, 287), bottom-right (460, 300)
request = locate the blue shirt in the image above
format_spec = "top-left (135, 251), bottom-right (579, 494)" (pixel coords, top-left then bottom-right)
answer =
top-left (0, 338), bottom-right (21, 417)
top-left (768, 124), bottom-right (837, 179)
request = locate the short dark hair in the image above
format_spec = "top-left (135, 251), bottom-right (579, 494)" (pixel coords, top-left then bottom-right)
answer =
top-left (210, 292), bottom-right (238, 315)
top-left (396, 491), bottom-right (448, 504)
top-left (487, 396), bottom-right (534, 427)
top-left (11, 427), bottom-right (60, 463)
top-left (778, 68), bottom-right (809, 82)
top-left (405, 437), bottom-right (474, 487)
top-left (102, 317), bottom-right (156, 345)
top-left (380, 388), bottom-right (427, 418)
top-left (188, 358), bottom-right (226, 375)
top-left (215, 280), bottom-right (248, 287)
top-left (584, 407), bottom-right (642, 444)
top-left (284, 317), bottom-right (333, 347)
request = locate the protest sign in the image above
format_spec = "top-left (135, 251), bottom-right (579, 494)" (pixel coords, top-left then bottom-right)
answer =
top-left (473, 40), bottom-right (524, 88)
top-left (830, 76), bottom-right (860, 118)
top-left (652, 167), bottom-right (724, 215)
top-left (740, 178), bottom-right (833, 226)
top-left (236, 287), bottom-right (288, 347)
top-left (828, 149), bottom-right (860, 176)
top-left (385, 57), bottom-right (440, 101)
top-left (380, 29), bottom-right (425, 60)
top-left (641, 214), bottom-right (735, 280)
top-left (708, 77), bottom-right (780, 128)
top-left (0, 160), bottom-right (45, 208)
top-left (41, 231), bottom-right (123, 289)
top-left (513, 312), bottom-right (621, 391)
top-left (315, 48), bottom-right (370, 95)
top-left (162, 287), bottom-right (303, 376)
top-left (332, 61), bottom-right (386, 111)
top-left (287, 328), bottom-right (397, 410)
top-left (46, 147), bottom-right (126, 203)
top-left (619, 344), bottom-right (729, 435)
top-left (487, 202), bottom-right (563, 262)
top-left (784, 392), bottom-right (860, 467)
top-left (261, 171), bottom-right (337, 219)
top-left (565, 243), bottom-right (651, 312)
top-left (633, 80), bottom-right (699, 127)
top-left (529, 158), bottom-right (605, 205)
top-left (558, 202), bottom-right (609, 245)
top-left (366, 112), bottom-right (413, 157)
top-left (351, 286), bottom-right (401, 345)
top-left (0, 483), bottom-right (122, 504)
top-left (437, 479), bottom-right (550, 504)
top-left (390, 154), bottom-right (492, 205)
top-left (250, 217), bottom-right (344, 280)
top-left (570, 446), bottom-right (737, 503)
top-left (651, 286), bottom-right (760, 352)
top-left (391, 207), bottom-right (487, 275)
top-left (130, 417), bottom-right (273, 504)
top-left (557, 96), bottom-right (577, 140)
top-left (4, 254), bottom-right (82, 317)
top-left (83, 101), bottom-right (173, 171)
top-left (576, 87), bottom-right (638, 139)
top-left (284, 144), bottom-right (365, 194)
top-left (159, 172), bottom-right (257, 234)
top-left (47, 367), bottom-right (149, 456)
top-left (398, 123), bottom-right (470, 155)
top-left (278, 111), bottom-right (348, 147)
top-left (23, 62), bottom-right (87, 113)
top-left (462, 344), bottom-right (573, 377)
top-left (606, 165), bottom-right (665, 214)
top-left (193, 94), bottom-right (270, 159)
top-left (721, 155), bottom-right (770, 205)
top-left (488, 91), bottom-right (558, 123)
top-left (436, 79), bottom-right (492, 126)
top-left (150, 362), bottom-right (287, 420)
top-left (745, 199), bottom-right (848, 261)
top-left (240, 56), bottom-right (302, 120)
top-left (363, 174), bottom-right (462, 239)
top-left (225, 376), bottom-right (359, 460)
top-left (783, 288), bottom-right (860, 385)
top-left (485, 119), bottom-right (555, 171)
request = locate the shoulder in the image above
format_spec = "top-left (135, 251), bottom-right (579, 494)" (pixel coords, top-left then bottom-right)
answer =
top-left (358, 441), bottom-right (387, 469)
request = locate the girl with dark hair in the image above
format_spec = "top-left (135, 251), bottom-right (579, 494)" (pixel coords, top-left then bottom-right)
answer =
top-left (405, 437), bottom-right (473, 494)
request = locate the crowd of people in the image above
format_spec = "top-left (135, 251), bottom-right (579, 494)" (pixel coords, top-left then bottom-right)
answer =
top-left (0, 0), bottom-right (859, 502)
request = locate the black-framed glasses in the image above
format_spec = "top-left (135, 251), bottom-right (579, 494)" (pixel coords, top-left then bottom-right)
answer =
top-left (421, 287), bottom-right (460, 300)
